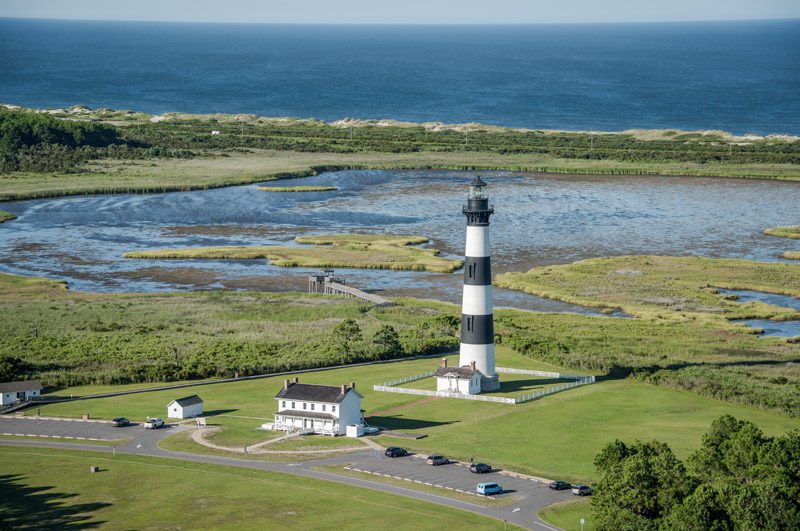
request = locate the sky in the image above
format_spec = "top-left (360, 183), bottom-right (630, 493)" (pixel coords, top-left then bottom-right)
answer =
top-left (1, 0), bottom-right (799, 24)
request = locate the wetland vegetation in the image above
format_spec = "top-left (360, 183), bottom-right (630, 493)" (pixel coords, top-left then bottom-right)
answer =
top-left (259, 185), bottom-right (337, 192)
top-left (0, 210), bottom-right (15, 223)
top-left (764, 226), bottom-right (800, 239)
top-left (2, 105), bottom-right (800, 201)
top-left (123, 234), bottom-right (462, 273)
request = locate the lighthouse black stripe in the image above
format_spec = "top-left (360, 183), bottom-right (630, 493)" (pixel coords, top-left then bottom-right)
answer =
top-left (464, 256), bottom-right (492, 285)
top-left (461, 313), bottom-right (494, 344)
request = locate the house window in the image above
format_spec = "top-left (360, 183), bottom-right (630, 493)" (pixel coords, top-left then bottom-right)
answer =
top-left (311, 403), bottom-right (315, 411)
top-left (282, 401), bottom-right (286, 408)
top-left (303, 402), bottom-right (307, 410)
top-left (322, 404), bottom-right (326, 412)
top-left (291, 401), bottom-right (295, 408)
top-left (332, 405), bottom-right (336, 413)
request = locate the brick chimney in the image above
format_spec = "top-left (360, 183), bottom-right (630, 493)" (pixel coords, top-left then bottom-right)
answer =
top-left (340, 384), bottom-right (346, 394)
top-left (350, 381), bottom-right (356, 390)
top-left (470, 361), bottom-right (476, 371)
top-left (293, 377), bottom-right (299, 384)
top-left (441, 358), bottom-right (447, 368)
top-left (283, 379), bottom-right (290, 390)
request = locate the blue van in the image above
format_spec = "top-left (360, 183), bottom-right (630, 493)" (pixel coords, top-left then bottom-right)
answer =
top-left (477, 482), bottom-right (503, 495)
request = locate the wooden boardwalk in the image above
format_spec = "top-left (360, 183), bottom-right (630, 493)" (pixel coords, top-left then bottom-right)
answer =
top-left (308, 271), bottom-right (395, 307)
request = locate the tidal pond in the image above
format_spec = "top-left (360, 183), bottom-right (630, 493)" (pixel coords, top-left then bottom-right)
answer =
top-left (0, 170), bottom-right (797, 315)
top-left (721, 289), bottom-right (800, 338)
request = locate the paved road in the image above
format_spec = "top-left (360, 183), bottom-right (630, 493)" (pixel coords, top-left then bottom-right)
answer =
top-left (0, 417), bottom-right (570, 530)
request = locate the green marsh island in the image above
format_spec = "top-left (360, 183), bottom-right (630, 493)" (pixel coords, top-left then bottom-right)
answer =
top-left (123, 234), bottom-right (462, 273)
top-left (259, 185), bottom-right (338, 192)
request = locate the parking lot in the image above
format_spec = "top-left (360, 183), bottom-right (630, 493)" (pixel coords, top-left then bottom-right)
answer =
top-left (342, 449), bottom-right (570, 507)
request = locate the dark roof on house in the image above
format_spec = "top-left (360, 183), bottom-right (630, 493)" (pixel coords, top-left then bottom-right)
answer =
top-left (275, 410), bottom-right (337, 421)
top-left (0, 380), bottom-right (43, 393)
top-left (170, 395), bottom-right (203, 407)
top-left (434, 366), bottom-right (480, 379)
top-left (275, 382), bottom-right (360, 403)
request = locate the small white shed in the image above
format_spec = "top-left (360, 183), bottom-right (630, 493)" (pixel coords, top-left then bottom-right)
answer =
top-left (0, 380), bottom-right (43, 406)
top-left (167, 395), bottom-right (204, 419)
top-left (434, 359), bottom-right (483, 395)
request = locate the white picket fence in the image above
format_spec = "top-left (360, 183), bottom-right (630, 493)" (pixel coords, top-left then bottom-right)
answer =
top-left (373, 366), bottom-right (595, 405)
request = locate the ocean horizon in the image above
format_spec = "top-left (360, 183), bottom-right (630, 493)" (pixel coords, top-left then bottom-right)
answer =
top-left (1, 17), bottom-right (799, 135)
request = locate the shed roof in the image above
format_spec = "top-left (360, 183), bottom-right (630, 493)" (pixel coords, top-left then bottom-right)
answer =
top-left (434, 366), bottom-right (480, 379)
top-left (275, 382), bottom-right (361, 403)
top-left (169, 395), bottom-right (204, 407)
top-left (0, 380), bottom-right (43, 393)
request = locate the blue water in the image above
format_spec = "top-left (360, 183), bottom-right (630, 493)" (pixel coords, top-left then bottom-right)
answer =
top-left (720, 289), bottom-right (800, 338)
top-left (1, 18), bottom-right (799, 134)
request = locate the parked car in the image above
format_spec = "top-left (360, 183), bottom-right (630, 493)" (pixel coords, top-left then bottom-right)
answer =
top-left (572, 485), bottom-right (593, 496)
top-left (385, 446), bottom-right (408, 457)
top-left (549, 480), bottom-right (572, 490)
top-left (477, 482), bottom-right (503, 495)
top-left (469, 462), bottom-right (492, 474)
top-left (426, 455), bottom-right (450, 466)
top-left (143, 417), bottom-right (164, 429)
top-left (111, 417), bottom-right (130, 427)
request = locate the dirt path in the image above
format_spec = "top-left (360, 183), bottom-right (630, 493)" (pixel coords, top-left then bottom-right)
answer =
top-left (190, 427), bottom-right (370, 455)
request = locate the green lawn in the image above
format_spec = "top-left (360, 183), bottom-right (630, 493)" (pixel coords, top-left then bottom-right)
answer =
top-left (28, 348), bottom-right (799, 483)
top-left (538, 499), bottom-right (595, 531)
top-left (0, 446), bottom-right (514, 530)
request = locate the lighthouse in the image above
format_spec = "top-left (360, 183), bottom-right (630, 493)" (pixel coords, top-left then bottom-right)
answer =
top-left (459, 176), bottom-right (499, 391)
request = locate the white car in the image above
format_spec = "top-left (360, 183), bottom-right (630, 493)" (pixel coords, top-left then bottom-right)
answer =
top-left (143, 417), bottom-right (164, 429)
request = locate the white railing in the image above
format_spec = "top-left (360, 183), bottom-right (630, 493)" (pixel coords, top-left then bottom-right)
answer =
top-left (512, 376), bottom-right (595, 404)
top-left (379, 370), bottom-right (437, 387)
top-left (373, 367), bottom-right (596, 405)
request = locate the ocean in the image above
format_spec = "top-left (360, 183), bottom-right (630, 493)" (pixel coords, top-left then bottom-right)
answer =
top-left (1, 18), bottom-right (798, 134)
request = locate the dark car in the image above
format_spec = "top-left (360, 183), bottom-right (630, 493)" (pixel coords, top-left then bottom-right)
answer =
top-left (469, 462), bottom-right (492, 474)
top-left (426, 455), bottom-right (450, 466)
top-left (549, 480), bottom-right (572, 490)
top-left (385, 447), bottom-right (408, 458)
top-left (111, 417), bottom-right (130, 427)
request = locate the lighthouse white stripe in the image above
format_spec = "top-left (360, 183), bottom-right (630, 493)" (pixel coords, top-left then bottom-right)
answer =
top-left (461, 285), bottom-right (493, 315)
top-left (465, 226), bottom-right (490, 257)
top-left (459, 343), bottom-right (496, 376)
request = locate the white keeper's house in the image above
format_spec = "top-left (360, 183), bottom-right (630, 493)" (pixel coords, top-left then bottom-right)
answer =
top-left (0, 380), bottom-right (43, 406)
top-left (273, 377), bottom-right (363, 436)
top-left (434, 358), bottom-right (483, 395)
top-left (167, 395), bottom-right (204, 419)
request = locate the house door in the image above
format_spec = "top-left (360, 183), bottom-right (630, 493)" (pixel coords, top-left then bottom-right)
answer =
top-left (303, 419), bottom-right (310, 429)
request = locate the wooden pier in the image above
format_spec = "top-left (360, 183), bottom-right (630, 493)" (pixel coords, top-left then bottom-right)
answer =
top-left (308, 270), bottom-right (395, 307)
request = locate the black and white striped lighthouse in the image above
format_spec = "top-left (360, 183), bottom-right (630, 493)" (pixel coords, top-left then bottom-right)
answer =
top-left (459, 176), bottom-right (500, 392)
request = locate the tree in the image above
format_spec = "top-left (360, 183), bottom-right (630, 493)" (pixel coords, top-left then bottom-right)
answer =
top-left (592, 439), bottom-right (695, 530)
top-left (371, 325), bottom-right (402, 358)
top-left (331, 319), bottom-right (362, 360)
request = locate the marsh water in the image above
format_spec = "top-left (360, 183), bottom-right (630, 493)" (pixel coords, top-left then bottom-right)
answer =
top-left (720, 289), bottom-right (800, 338)
top-left (0, 170), bottom-right (798, 317)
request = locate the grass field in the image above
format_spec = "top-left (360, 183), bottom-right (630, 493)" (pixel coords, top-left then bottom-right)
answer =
top-left (538, 499), bottom-right (595, 531)
top-left (0, 446), bottom-right (515, 530)
top-left (27, 349), bottom-right (799, 483)
top-left (123, 234), bottom-right (462, 273)
top-left (3, 147), bottom-right (800, 202)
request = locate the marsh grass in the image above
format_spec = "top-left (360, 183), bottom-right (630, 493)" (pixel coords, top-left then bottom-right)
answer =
top-left (784, 251), bottom-right (800, 260)
top-left (2, 147), bottom-right (800, 202)
top-left (496, 255), bottom-right (800, 321)
top-left (123, 234), bottom-right (462, 273)
top-left (259, 185), bottom-right (337, 192)
top-left (0, 210), bottom-right (16, 222)
top-left (764, 226), bottom-right (800, 239)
